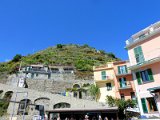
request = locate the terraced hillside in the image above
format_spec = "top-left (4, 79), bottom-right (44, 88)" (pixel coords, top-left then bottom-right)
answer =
top-left (0, 44), bottom-right (120, 79)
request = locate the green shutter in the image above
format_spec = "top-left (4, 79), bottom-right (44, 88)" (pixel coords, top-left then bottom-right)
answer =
top-left (147, 69), bottom-right (154, 81)
top-left (101, 71), bottom-right (106, 80)
top-left (125, 65), bottom-right (128, 73)
top-left (118, 66), bottom-right (121, 74)
top-left (141, 98), bottom-right (148, 113)
top-left (134, 46), bottom-right (145, 63)
top-left (136, 72), bottom-right (142, 85)
top-left (134, 47), bottom-right (138, 54)
top-left (119, 78), bottom-right (122, 88)
top-left (137, 46), bottom-right (144, 62)
top-left (123, 77), bottom-right (127, 86)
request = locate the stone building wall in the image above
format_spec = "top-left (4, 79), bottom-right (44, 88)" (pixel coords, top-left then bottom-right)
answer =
top-left (0, 83), bottom-right (114, 120)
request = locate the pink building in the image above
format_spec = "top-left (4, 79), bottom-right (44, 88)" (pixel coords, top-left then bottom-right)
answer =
top-left (125, 21), bottom-right (160, 118)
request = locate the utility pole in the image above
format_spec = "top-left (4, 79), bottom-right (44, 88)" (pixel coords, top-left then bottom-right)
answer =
top-left (10, 92), bottom-right (28, 120)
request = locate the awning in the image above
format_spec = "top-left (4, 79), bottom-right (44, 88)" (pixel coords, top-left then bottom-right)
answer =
top-left (147, 86), bottom-right (160, 92)
top-left (46, 107), bottom-right (118, 113)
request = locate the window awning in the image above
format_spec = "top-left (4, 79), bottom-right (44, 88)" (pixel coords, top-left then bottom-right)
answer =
top-left (147, 86), bottom-right (160, 92)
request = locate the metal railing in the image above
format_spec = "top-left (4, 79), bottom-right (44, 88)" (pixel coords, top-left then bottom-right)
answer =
top-left (126, 26), bottom-right (160, 46)
top-left (119, 81), bottom-right (132, 89)
top-left (95, 75), bottom-right (114, 82)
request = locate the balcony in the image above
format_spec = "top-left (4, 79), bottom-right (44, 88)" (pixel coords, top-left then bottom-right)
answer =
top-left (116, 70), bottom-right (131, 76)
top-left (119, 81), bottom-right (132, 90)
top-left (23, 68), bottom-right (50, 74)
top-left (129, 48), bottom-right (160, 70)
top-left (126, 22), bottom-right (160, 48)
top-left (95, 75), bottom-right (114, 83)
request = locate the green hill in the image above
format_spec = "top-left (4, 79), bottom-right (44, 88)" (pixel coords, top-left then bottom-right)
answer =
top-left (0, 44), bottom-right (120, 78)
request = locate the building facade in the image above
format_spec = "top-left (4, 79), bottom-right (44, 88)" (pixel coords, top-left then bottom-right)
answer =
top-left (125, 21), bottom-right (160, 117)
top-left (93, 61), bottom-right (135, 103)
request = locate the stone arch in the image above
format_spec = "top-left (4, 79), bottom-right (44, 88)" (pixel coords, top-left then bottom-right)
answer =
top-left (82, 83), bottom-right (91, 87)
top-left (0, 90), bottom-right (3, 98)
top-left (53, 102), bottom-right (71, 109)
top-left (73, 84), bottom-right (81, 88)
top-left (0, 91), bottom-right (13, 116)
top-left (34, 97), bottom-right (50, 111)
top-left (17, 99), bottom-right (31, 115)
top-left (3, 91), bottom-right (13, 100)
top-left (73, 84), bottom-right (82, 99)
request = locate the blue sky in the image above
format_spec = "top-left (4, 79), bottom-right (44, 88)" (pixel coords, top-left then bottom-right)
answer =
top-left (0, 0), bottom-right (160, 62)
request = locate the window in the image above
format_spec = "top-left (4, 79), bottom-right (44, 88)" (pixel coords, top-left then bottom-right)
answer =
top-left (101, 71), bottom-right (106, 80)
top-left (17, 99), bottom-right (31, 115)
top-left (31, 73), bottom-right (34, 79)
top-left (140, 70), bottom-right (149, 82)
top-left (118, 65), bottom-right (128, 74)
top-left (147, 97), bottom-right (158, 112)
top-left (120, 94), bottom-right (125, 100)
top-left (141, 98), bottom-right (148, 113)
top-left (141, 97), bottom-right (158, 113)
top-left (106, 83), bottom-right (112, 91)
top-left (134, 46), bottom-right (145, 64)
top-left (131, 92), bottom-right (136, 100)
top-left (139, 34), bottom-right (145, 39)
top-left (119, 77), bottom-right (127, 88)
top-left (51, 68), bottom-right (59, 73)
top-left (136, 69), bottom-right (154, 85)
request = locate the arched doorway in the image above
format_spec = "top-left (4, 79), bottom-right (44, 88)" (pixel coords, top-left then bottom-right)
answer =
top-left (17, 99), bottom-right (31, 115)
top-left (0, 91), bottom-right (13, 116)
top-left (34, 97), bottom-right (50, 110)
top-left (73, 84), bottom-right (82, 99)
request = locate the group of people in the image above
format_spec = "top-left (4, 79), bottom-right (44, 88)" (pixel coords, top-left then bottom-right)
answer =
top-left (49, 115), bottom-right (111, 120)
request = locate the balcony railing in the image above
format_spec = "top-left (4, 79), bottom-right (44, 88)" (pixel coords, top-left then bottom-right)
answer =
top-left (119, 81), bottom-right (132, 90)
top-left (95, 75), bottom-right (114, 82)
top-left (116, 70), bottom-right (131, 76)
top-left (23, 69), bottom-right (50, 74)
top-left (126, 26), bottom-right (160, 47)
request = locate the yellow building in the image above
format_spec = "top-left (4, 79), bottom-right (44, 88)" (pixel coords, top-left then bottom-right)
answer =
top-left (93, 63), bottom-right (116, 103)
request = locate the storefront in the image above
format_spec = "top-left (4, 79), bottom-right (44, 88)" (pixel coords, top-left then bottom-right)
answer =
top-left (46, 108), bottom-right (118, 120)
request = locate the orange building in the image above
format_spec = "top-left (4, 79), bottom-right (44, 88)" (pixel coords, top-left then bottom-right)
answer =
top-left (93, 61), bottom-right (135, 103)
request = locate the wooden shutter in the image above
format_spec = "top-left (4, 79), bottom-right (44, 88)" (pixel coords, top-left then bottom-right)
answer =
top-left (125, 65), bottom-right (128, 73)
top-left (147, 69), bottom-right (154, 81)
top-left (118, 66), bottom-right (121, 74)
top-left (136, 72), bottom-right (142, 85)
top-left (137, 46), bottom-right (144, 62)
top-left (119, 78), bottom-right (122, 88)
top-left (123, 77), bottom-right (127, 86)
top-left (101, 71), bottom-right (106, 80)
top-left (141, 98), bottom-right (148, 113)
top-left (134, 46), bottom-right (144, 63)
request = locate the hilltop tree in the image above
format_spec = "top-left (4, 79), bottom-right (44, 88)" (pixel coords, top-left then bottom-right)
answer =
top-left (12, 54), bottom-right (22, 62)
top-left (56, 44), bottom-right (63, 49)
